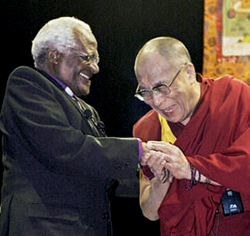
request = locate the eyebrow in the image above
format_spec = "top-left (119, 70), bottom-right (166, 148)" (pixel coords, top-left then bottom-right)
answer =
top-left (153, 81), bottom-right (166, 88)
top-left (78, 52), bottom-right (89, 57)
top-left (139, 80), bottom-right (167, 90)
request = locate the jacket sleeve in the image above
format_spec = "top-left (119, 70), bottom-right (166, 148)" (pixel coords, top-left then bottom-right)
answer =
top-left (1, 67), bottom-right (139, 180)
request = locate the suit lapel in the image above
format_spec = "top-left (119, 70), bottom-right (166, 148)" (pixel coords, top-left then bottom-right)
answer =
top-left (39, 70), bottom-right (101, 137)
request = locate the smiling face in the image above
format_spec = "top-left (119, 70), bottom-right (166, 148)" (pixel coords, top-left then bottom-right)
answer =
top-left (46, 29), bottom-right (100, 97)
top-left (135, 51), bottom-right (201, 125)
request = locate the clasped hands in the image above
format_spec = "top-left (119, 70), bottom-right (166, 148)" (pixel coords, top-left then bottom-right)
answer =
top-left (140, 141), bottom-right (190, 183)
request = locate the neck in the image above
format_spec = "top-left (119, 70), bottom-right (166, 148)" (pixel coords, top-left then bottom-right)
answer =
top-left (181, 82), bottom-right (201, 126)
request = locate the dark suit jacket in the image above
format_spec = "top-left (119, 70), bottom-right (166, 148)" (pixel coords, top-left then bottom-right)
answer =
top-left (0, 66), bottom-right (139, 236)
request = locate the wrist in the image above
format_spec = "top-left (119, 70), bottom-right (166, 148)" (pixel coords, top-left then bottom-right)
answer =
top-left (184, 162), bottom-right (201, 191)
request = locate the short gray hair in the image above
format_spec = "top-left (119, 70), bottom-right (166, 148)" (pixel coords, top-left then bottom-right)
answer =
top-left (31, 17), bottom-right (92, 69)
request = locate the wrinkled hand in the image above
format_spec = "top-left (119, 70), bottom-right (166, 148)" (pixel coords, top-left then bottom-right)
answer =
top-left (139, 142), bottom-right (151, 166)
top-left (147, 141), bottom-right (190, 180)
top-left (146, 150), bottom-right (174, 183)
top-left (139, 142), bottom-right (173, 183)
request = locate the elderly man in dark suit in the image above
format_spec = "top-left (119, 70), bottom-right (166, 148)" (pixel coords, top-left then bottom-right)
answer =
top-left (0, 17), bottom-right (148, 236)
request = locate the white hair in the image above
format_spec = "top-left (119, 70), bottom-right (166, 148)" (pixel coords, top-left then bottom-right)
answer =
top-left (31, 16), bottom-right (92, 69)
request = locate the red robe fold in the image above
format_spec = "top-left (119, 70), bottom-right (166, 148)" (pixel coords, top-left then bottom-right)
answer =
top-left (133, 74), bottom-right (250, 236)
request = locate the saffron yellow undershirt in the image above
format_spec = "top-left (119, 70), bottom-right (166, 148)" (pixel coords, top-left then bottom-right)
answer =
top-left (158, 114), bottom-right (177, 143)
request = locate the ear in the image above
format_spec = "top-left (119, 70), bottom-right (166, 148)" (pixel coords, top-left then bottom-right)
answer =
top-left (48, 50), bottom-right (59, 64)
top-left (185, 63), bottom-right (196, 85)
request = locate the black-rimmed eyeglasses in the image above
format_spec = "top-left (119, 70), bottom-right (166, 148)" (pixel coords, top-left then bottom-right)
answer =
top-left (134, 63), bottom-right (188, 101)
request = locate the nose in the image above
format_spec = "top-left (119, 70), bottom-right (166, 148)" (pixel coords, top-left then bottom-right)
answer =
top-left (90, 62), bottom-right (100, 74)
top-left (151, 93), bottom-right (165, 107)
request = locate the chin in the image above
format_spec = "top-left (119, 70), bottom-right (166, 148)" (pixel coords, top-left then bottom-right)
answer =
top-left (78, 85), bottom-right (91, 96)
top-left (165, 115), bottom-right (182, 124)
top-left (82, 89), bottom-right (90, 96)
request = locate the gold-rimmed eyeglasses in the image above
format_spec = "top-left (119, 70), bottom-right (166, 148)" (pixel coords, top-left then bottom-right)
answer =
top-left (70, 48), bottom-right (100, 65)
top-left (134, 63), bottom-right (188, 101)
top-left (78, 53), bottom-right (100, 65)
top-left (78, 52), bottom-right (100, 65)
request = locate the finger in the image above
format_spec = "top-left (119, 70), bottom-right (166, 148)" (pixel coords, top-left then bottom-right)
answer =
top-left (164, 162), bottom-right (173, 172)
top-left (142, 142), bottom-right (150, 152)
top-left (149, 150), bottom-right (173, 163)
top-left (161, 168), bottom-right (170, 183)
top-left (140, 152), bottom-right (151, 166)
top-left (147, 141), bottom-right (171, 147)
top-left (147, 141), bottom-right (175, 154)
top-left (168, 175), bottom-right (174, 183)
top-left (147, 153), bottom-right (163, 170)
top-left (147, 152), bottom-right (166, 175)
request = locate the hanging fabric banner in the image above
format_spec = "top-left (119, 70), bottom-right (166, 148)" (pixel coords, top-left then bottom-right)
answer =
top-left (203, 0), bottom-right (250, 83)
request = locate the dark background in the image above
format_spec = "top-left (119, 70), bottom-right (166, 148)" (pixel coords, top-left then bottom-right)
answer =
top-left (1, 0), bottom-right (204, 235)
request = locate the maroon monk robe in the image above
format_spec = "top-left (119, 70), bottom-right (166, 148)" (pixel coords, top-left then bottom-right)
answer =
top-left (133, 74), bottom-right (250, 236)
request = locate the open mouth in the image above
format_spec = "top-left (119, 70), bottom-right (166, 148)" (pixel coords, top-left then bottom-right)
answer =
top-left (162, 104), bottom-right (176, 115)
top-left (80, 72), bottom-right (90, 80)
top-left (79, 72), bottom-right (92, 86)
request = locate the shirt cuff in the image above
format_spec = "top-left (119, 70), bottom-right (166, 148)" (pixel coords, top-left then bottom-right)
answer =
top-left (137, 138), bottom-right (143, 163)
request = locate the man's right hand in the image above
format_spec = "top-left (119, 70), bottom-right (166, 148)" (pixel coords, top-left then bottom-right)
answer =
top-left (139, 142), bottom-right (151, 166)
top-left (140, 142), bottom-right (173, 183)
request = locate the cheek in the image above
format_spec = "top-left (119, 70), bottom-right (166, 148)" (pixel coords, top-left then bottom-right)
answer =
top-left (59, 62), bottom-right (74, 77)
top-left (176, 94), bottom-right (188, 110)
top-left (63, 56), bottom-right (81, 74)
top-left (68, 65), bottom-right (83, 83)
top-left (177, 95), bottom-right (194, 120)
top-left (169, 93), bottom-right (188, 116)
top-left (64, 55), bottom-right (75, 67)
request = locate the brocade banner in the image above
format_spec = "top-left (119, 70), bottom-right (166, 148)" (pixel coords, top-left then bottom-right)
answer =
top-left (203, 0), bottom-right (250, 83)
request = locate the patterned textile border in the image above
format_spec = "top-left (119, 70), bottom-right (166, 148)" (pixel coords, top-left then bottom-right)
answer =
top-left (203, 0), bottom-right (250, 84)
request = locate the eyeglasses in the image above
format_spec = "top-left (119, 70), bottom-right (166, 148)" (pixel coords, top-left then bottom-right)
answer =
top-left (79, 53), bottom-right (100, 65)
top-left (134, 63), bottom-right (187, 101)
top-left (70, 48), bottom-right (100, 65)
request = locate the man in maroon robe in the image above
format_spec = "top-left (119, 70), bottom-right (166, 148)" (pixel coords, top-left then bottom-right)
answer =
top-left (133, 37), bottom-right (250, 235)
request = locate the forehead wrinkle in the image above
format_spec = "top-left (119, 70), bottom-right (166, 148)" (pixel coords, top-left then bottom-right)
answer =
top-left (73, 28), bottom-right (98, 56)
top-left (139, 65), bottom-right (169, 90)
top-left (136, 51), bottom-right (174, 82)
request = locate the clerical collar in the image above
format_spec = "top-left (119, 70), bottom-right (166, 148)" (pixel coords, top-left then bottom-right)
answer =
top-left (44, 71), bottom-right (74, 97)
